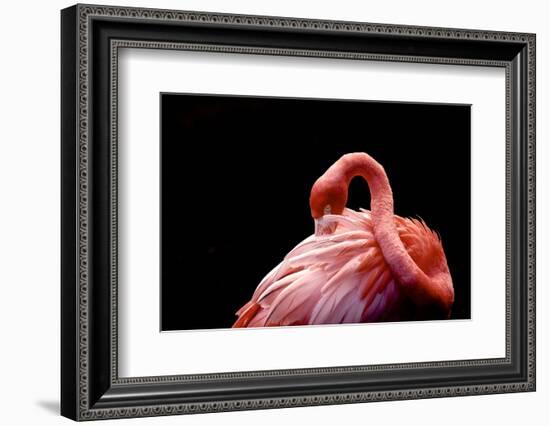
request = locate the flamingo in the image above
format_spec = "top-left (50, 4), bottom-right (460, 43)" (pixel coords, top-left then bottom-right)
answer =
top-left (233, 152), bottom-right (454, 327)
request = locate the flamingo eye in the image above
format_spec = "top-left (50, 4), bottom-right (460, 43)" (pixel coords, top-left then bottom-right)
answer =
top-left (323, 205), bottom-right (332, 215)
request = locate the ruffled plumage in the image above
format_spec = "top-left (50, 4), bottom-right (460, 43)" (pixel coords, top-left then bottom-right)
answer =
top-left (233, 208), bottom-right (447, 327)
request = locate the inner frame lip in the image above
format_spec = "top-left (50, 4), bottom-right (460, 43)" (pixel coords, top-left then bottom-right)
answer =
top-left (111, 40), bottom-right (511, 382)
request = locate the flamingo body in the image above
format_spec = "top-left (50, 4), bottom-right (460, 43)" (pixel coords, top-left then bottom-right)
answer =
top-left (233, 152), bottom-right (454, 327)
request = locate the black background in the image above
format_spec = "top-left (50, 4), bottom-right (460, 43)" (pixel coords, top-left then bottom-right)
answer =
top-left (161, 94), bottom-right (471, 331)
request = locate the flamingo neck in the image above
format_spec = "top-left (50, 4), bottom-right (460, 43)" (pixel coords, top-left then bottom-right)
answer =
top-left (338, 153), bottom-right (395, 224)
top-left (314, 153), bottom-right (423, 288)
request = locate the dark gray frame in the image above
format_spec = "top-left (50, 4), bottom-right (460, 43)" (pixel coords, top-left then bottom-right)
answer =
top-left (61, 3), bottom-right (536, 421)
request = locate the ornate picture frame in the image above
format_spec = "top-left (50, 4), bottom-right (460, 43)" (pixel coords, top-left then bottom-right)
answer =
top-left (61, 4), bottom-right (535, 421)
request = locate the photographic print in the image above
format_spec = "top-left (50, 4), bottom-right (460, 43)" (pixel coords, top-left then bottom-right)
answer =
top-left (161, 94), bottom-right (471, 331)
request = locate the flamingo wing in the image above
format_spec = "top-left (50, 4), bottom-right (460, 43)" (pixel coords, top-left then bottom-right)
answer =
top-left (233, 208), bottom-right (405, 327)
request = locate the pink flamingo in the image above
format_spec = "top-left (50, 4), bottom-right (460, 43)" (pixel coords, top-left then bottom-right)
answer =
top-left (233, 152), bottom-right (454, 327)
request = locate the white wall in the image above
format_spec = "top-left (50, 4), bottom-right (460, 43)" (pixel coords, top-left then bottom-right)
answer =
top-left (0, 0), bottom-right (546, 424)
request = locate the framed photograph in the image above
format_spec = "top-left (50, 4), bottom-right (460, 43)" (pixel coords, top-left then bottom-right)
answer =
top-left (61, 4), bottom-right (536, 421)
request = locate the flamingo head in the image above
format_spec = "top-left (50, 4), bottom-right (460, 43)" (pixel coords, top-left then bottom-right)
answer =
top-left (309, 176), bottom-right (348, 219)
